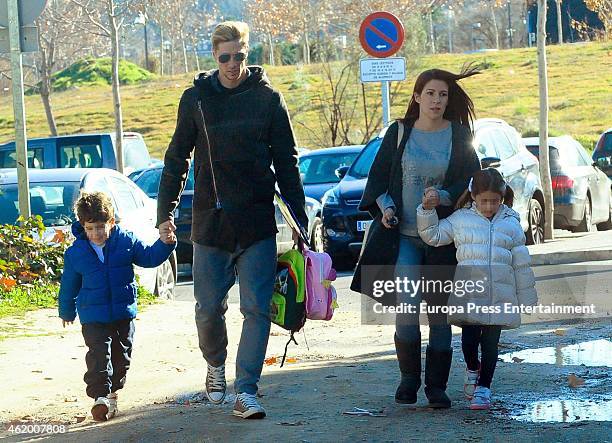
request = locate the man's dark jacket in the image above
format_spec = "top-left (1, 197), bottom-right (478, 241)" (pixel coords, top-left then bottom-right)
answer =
top-left (157, 66), bottom-right (307, 252)
top-left (350, 119), bottom-right (481, 305)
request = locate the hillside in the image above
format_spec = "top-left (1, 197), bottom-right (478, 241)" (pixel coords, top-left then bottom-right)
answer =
top-left (0, 42), bottom-right (610, 157)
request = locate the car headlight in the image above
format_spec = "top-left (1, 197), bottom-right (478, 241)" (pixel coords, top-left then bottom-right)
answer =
top-left (322, 188), bottom-right (340, 207)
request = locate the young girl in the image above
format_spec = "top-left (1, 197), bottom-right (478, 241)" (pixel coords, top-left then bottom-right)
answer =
top-left (416, 168), bottom-right (537, 410)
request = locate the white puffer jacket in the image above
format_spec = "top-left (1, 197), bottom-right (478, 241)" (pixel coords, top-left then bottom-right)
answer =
top-left (417, 203), bottom-right (537, 328)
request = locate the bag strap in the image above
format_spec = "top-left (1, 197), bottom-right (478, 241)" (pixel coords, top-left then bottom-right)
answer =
top-left (197, 100), bottom-right (222, 209)
top-left (396, 121), bottom-right (404, 150)
top-left (280, 332), bottom-right (299, 368)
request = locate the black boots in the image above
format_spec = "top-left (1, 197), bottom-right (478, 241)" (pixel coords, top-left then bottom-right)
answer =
top-left (394, 334), bottom-right (421, 404)
top-left (424, 346), bottom-right (453, 408)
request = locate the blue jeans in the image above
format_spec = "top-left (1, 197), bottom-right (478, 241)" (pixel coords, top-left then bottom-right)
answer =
top-left (394, 235), bottom-right (452, 351)
top-left (193, 236), bottom-right (277, 395)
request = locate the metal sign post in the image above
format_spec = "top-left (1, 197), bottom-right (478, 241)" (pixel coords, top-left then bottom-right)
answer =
top-left (6, 0), bottom-right (30, 218)
top-left (359, 12), bottom-right (405, 129)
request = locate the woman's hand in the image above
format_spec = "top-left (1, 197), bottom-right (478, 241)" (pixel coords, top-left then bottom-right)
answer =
top-left (422, 187), bottom-right (440, 210)
top-left (381, 208), bottom-right (398, 229)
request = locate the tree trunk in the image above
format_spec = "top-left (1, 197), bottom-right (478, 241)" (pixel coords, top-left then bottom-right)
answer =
top-left (193, 47), bottom-right (200, 71)
top-left (160, 26), bottom-right (164, 76)
top-left (428, 11), bottom-right (436, 54)
top-left (556, 0), bottom-right (563, 44)
top-left (181, 32), bottom-right (189, 73)
top-left (537, 0), bottom-right (554, 241)
top-left (267, 32), bottom-right (275, 65)
top-left (109, 1), bottom-right (124, 174)
top-left (38, 40), bottom-right (57, 136)
top-left (490, 1), bottom-right (500, 49)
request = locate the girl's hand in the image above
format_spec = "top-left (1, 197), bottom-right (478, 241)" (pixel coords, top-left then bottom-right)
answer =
top-left (381, 208), bottom-right (397, 229)
top-left (422, 187), bottom-right (440, 210)
top-left (62, 320), bottom-right (73, 328)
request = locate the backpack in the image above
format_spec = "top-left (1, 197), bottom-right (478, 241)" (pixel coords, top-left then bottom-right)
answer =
top-left (303, 247), bottom-right (338, 320)
top-left (270, 248), bottom-right (306, 366)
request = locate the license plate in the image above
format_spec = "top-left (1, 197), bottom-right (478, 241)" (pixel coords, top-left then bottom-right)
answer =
top-left (357, 220), bottom-right (372, 232)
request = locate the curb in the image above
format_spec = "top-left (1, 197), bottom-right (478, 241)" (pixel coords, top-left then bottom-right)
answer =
top-left (530, 249), bottom-right (612, 266)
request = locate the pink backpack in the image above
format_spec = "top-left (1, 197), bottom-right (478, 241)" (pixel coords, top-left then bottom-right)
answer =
top-left (303, 247), bottom-right (338, 320)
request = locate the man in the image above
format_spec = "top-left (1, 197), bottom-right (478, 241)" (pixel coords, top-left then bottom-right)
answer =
top-left (157, 21), bottom-right (307, 419)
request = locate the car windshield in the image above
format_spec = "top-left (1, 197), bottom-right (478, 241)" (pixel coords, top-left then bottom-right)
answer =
top-left (0, 182), bottom-right (81, 226)
top-left (133, 167), bottom-right (194, 196)
top-left (525, 145), bottom-right (561, 168)
top-left (299, 152), bottom-right (359, 185)
top-left (348, 138), bottom-right (382, 179)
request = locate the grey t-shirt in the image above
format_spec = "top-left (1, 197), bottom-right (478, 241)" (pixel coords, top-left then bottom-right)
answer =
top-left (377, 124), bottom-right (452, 236)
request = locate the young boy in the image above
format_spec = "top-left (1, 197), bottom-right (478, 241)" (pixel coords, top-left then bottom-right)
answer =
top-left (58, 191), bottom-right (176, 422)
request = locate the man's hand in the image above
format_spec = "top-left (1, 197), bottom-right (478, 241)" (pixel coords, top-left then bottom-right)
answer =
top-left (62, 320), bottom-right (73, 328)
top-left (159, 219), bottom-right (177, 245)
top-left (422, 187), bottom-right (440, 210)
top-left (381, 207), bottom-right (397, 229)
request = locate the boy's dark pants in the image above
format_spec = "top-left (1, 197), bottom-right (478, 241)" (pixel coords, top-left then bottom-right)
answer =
top-left (82, 319), bottom-right (135, 399)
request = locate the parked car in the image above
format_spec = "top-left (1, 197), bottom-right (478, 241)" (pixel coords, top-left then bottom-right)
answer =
top-left (524, 136), bottom-right (612, 232)
top-left (0, 132), bottom-right (155, 176)
top-left (129, 164), bottom-right (320, 262)
top-left (592, 128), bottom-right (612, 179)
top-left (322, 119), bottom-right (546, 270)
top-left (0, 168), bottom-right (177, 299)
top-left (298, 145), bottom-right (365, 202)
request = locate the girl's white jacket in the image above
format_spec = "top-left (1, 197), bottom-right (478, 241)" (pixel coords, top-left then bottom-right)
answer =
top-left (417, 203), bottom-right (537, 328)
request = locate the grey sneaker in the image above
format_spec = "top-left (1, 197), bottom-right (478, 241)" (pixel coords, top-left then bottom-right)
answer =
top-left (470, 386), bottom-right (492, 410)
top-left (464, 368), bottom-right (479, 400)
top-left (107, 392), bottom-right (118, 419)
top-left (91, 397), bottom-right (110, 422)
top-left (232, 393), bottom-right (266, 419)
top-left (205, 364), bottom-right (227, 404)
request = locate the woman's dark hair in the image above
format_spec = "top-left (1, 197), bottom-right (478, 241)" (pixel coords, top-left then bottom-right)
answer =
top-left (403, 63), bottom-right (480, 128)
top-left (456, 168), bottom-right (514, 209)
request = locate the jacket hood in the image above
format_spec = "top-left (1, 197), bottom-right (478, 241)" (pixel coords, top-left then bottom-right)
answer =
top-left (72, 221), bottom-right (85, 239)
top-left (193, 66), bottom-right (270, 96)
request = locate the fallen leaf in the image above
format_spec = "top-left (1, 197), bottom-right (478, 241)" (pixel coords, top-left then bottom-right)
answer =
top-left (264, 356), bottom-right (277, 366)
top-left (285, 357), bottom-right (298, 364)
top-left (568, 374), bottom-right (585, 388)
top-left (554, 329), bottom-right (567, 336)
top-left (75, 416), bottom-right (86, 423)
top-left (31, 370), bottom-right (43, 373)
top-left (512, 357), bottom-right (525, 363)
top-left (64, 398), bottom-right (78, 403)
top-left (44, 377), bottom-right (53, 381)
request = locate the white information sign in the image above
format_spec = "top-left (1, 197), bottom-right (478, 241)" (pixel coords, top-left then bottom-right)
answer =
top-left (360, 57), bottom-right (406, 83)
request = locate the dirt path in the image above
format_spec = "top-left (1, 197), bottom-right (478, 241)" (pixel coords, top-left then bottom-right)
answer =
top-left (1, 294), bottom-right (611, 442)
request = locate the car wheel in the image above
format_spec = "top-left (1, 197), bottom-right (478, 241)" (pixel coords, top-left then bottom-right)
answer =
top-left (526, 198), bottom-right (544, 245)
top-left (575, 196), bottom-right (594, 233)
top-left (310, 217), bottom-right (325, 253)
top-left (155, 259), bottom-right (176, 300)
top-left (596, 197), bottom-right (612, 231)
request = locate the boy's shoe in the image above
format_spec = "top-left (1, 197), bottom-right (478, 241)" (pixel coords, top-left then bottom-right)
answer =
top-left (205, 363), bottom-right (227, 404)
top-left (464, 367), bottom-right (480, 400)
top-left (232, 393), bottom-right (266, 419)
top-left (91, 397), bottom-right (110, 422)
top-left (107, 392), bottom-right (118, 419)
top-left (470, 386), bottom-right (492, 410)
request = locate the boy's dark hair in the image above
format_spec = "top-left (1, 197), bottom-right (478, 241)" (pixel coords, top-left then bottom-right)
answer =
top-left (74, 191), bottom-right (114, 223)
top-left (456, 168), bottom-right (514, 209)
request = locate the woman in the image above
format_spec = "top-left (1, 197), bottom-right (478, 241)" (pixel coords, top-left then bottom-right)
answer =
top-left (351, 66), bottom-right (481, 408)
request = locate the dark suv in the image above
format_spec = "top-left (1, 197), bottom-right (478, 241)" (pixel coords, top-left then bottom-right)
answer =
top-left (592, 128), bottom-right (612, 179)
top-left (322, 119), bottom-right (545, 270)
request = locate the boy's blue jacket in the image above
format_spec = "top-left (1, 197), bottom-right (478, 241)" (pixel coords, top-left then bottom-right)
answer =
top-left (58, 222), bottom-right (175, 324)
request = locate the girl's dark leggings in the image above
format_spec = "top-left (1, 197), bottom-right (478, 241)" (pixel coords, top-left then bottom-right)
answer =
top-left (461, 325), bottom-right (502, 389)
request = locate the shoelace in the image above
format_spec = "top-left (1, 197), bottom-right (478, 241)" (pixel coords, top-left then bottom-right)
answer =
top-left (238, 393), bottom-right (260, 409)
top-left (207, 366), bottom-right (226, 391)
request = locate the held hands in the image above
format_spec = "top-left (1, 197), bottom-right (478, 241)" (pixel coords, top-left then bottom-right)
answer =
top-left (159, 219), bottom-right (177, 245)
top-left (382, 208), bottom-right (398, 229)
top-left (422, 187), bottom-right (440, 210)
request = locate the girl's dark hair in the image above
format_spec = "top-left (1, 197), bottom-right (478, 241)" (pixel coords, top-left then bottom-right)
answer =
top-left (456, 168), bottom-right (514, 209)
top-left (74, 191), bottom-right (115, 223)
top-left (402, 63), bottom-right (480, 128)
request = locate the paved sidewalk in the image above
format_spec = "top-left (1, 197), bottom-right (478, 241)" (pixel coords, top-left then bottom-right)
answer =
top-left (528, 230), bottom-right (612, 265)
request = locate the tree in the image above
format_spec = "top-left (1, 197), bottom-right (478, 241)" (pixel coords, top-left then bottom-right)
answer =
top-left (556, 0), bottom-right (563, 43)
top-left (71, 0), bottom-right (142, 174)
top-left (585, 0), bottom-right (612, 39)
top-left (537, 0), bottom-right (554, 241)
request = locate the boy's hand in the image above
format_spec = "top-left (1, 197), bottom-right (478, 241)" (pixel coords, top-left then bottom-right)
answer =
top-left (159, 219), bottom-right (177, 244)
top-left (62, 320), bottom-right (73, 328)
top-left (422, 187), bottom-right (440, 210)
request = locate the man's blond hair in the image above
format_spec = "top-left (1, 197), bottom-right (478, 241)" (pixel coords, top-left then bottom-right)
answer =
top-left (211, 21), bottom-right (249, 51)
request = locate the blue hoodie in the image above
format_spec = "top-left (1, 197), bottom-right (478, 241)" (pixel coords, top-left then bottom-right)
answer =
top-left (58, 222), bottom-right (175, 324)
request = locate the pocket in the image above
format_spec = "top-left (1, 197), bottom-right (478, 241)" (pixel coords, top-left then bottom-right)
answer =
top-left (271, 292), bottom-right (286, 326)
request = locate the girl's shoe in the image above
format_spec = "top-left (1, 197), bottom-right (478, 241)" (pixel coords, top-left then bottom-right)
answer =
top-left (470, 386), bottom-right (492, 410)
top-left (108, 392), bottom-right (118, 419)
top-left (464, 367), bottom-right (480, 400)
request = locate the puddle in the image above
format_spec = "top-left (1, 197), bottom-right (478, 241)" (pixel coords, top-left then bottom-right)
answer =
top-left (499, 339), bottom-right (612, 367)
top-left (510, 399), bottom-right (612, 423)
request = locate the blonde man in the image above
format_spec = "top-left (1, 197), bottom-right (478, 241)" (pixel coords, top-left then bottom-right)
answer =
top-left (157, 21), bottom-right (306, 419)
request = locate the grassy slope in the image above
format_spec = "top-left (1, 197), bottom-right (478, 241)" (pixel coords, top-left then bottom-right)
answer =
top-left (0, 42), bottom-right (610, 157)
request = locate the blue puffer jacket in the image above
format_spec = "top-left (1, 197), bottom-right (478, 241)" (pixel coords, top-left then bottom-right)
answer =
top-left (58, 222), bottom-right (175, 324)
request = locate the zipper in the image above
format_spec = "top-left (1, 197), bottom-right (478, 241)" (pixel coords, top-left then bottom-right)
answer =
top-left (197, 100), bottom-right (222, 209)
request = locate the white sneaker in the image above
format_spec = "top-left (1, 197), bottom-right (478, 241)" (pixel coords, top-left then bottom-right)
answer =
top-left (470, 386), bottom-right (492, 410)
top-left (464, 368), bottom-right (480, 400)
top-left (205, 364), bottom-right (227, 404)
top-left (232, 393), bottom-right (266, 419)
top-left (91, 397), bottom-right (110, 422)
top-left (107, 392), bottom-right (118, 419)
